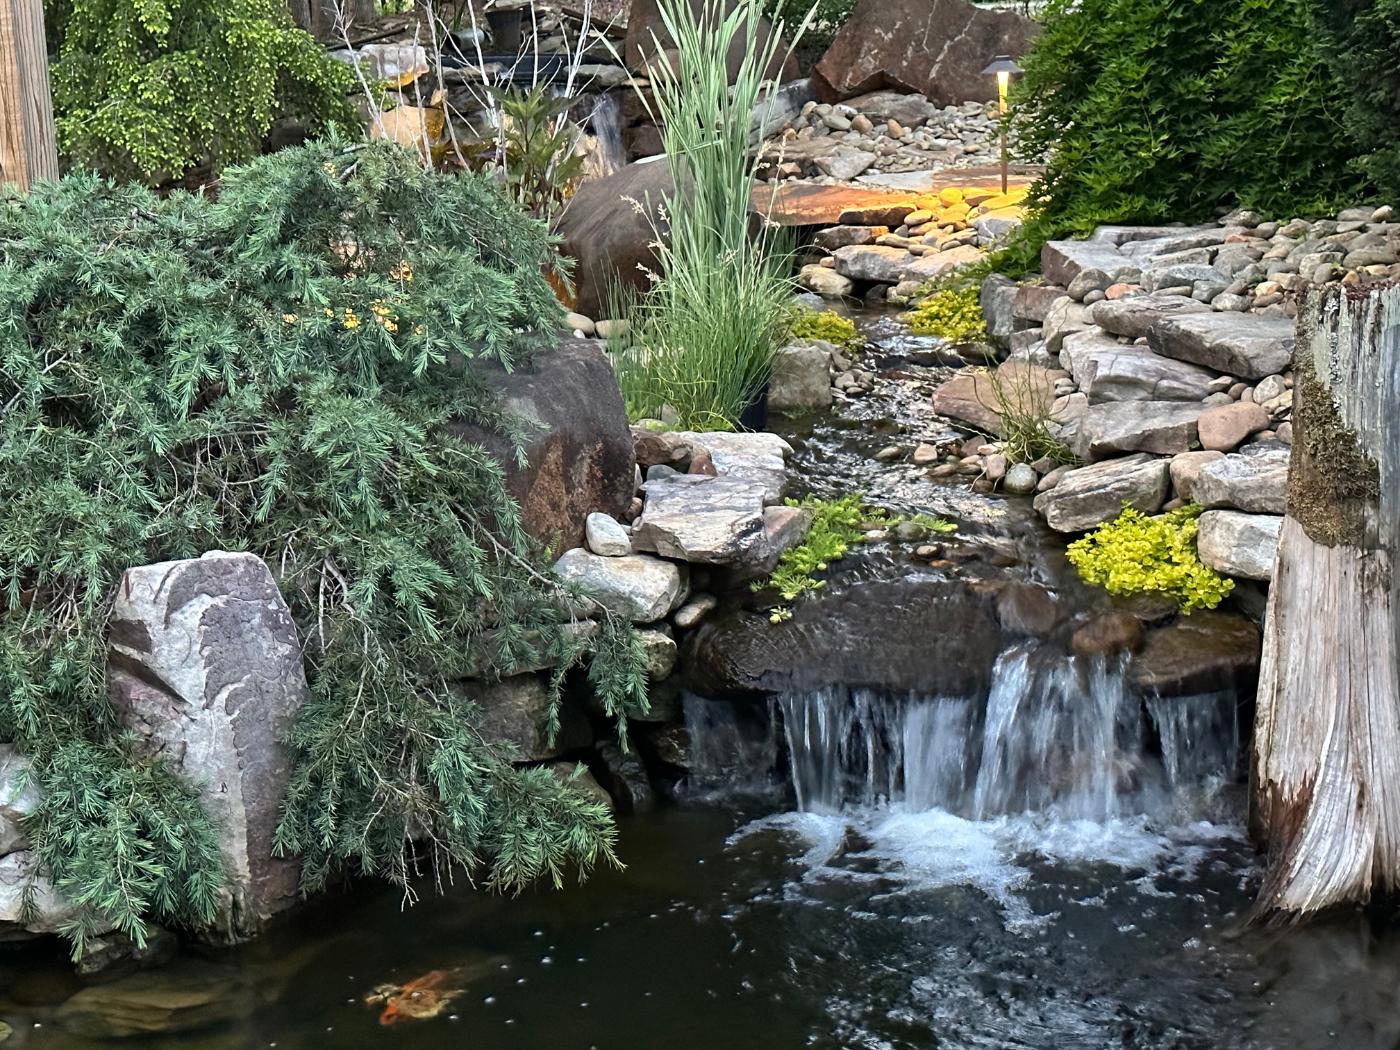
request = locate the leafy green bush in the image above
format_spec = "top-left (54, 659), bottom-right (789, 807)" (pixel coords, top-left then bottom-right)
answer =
top-left (1067, 504), bottom-right (1234, 613)
top-left (47, 0), bottom-right (355, 183)
top-left (903, 285), bottom-right (987, 343)
top-left (0, 140), bottom-right (645, 953)
top-left (758, 496), bottom-right (954, 622)
top-left (786, 307), bottom-right (862, 351)
top-left (612, 0), bottom-right (798, 430)
top-left (763, 0), bottom-right (854, 57)
top-left (1014, 0), bottom-right (1368, 240)
top-left (1307, 0), bottom-right (1400, 198)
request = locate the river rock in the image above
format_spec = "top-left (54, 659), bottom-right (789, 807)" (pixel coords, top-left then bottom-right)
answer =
top-left (770, 343), bottom-right (833, 414)
top-left (595, 740), bottom-right (654, 814)
top-left (1147, 313), bottom-right (1295, 380)
top-left (1003, 462), bottom-right (1039, 495)
top-left (586, 512), bottom-right (631, 557)
top-left (1129, 611), bottom-right (1262, 697)
top-left (637, 629), bottom-right (679, 679)
top-left (1090, 293), bottom-right (1211, 340)
top-left (469, 675), bottom-right (590, 761)
top-left (1192, 446), bottom-right (1290, 514)
top-left (1032, 454), bottom-right (1170, 533)
top-left (55, 962), bottom-right (256, 1039)
top-left (1071, 611), bottom-right (1146, 656)
top-left (450, 338), bottom-right (635, 552)
top-left (833, 244), bottom-right (910, 284)
top-left (553, 549), bottom-right (685, 623)
top-left (814, 0), bottom-right (1037, 106)
top-left (1197, 401), bottom-right (1270, 452)
top-left (674, 593), bottom-right (718, 629)
top-left (799, 264), bottom-right (855, 299)
top-left (0, 747), bottom-right (37, 856)
top-left (815, 225), bottom-right (889, 251)
top-left (672, 431), bottom-right (792, 503)
top-left (1196, 510), bottom-right (1282, 581)
top-left (1062, 339), bottom-right (1217, 403)
top-left (1042, 240), bottom-right (1142, 289)
top-left (1168, 450), bottom-right (1225, 502)
top-left (107, 551), bottom-right (305, 936)
top-left (1072, 401), bottom-right (1204, 460)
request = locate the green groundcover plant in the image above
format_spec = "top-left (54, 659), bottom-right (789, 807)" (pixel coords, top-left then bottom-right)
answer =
top-left (46, 0), bottom-right (355, 183)
top-left (1067, 504), bottom-right (1233, 613)
top-left (0, 139), bottom-right (647, 955)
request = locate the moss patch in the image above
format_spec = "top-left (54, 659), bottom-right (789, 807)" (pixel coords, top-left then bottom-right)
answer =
top-left (1288, 353), bottom-right (1381, 548)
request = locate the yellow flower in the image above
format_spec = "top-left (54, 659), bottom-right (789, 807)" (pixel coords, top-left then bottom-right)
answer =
top-left (370, 300), bottom-right (391, 317)
top-left (324, 308), bottom-right (334, 318)
top-left (391, 260), bottom-right (414, 283)
top-left (282, 313), bottom-right (298, 324)
top-left (342, 309), bottom-right (360, 330)
top-left (413, 324), bottom-right (425, 336)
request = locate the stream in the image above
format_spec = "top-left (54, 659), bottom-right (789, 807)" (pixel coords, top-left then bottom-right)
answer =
top-left (7, 309), bottom-right (1400, 1049)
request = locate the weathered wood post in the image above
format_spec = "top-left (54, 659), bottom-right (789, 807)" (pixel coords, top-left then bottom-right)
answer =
top-left (1254, 282), bottom-right (1400, 916)
top-left (0, 0), bottom-right (58, 191)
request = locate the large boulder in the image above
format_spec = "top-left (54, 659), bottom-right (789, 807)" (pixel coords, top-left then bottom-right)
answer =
top-left (1129, 611), bottom-right (1262, 697)
top-left (449, 338), bottom-right (635, 553)
top-left (553, 549), bottom-right (686, 623)
top-left (555, 159), bottom-right (672, 320)
top-left (625, 0), bottom-right (799, 84)
top-left (932, 361), bottom-right (1058, 436)
top-left (631, 474), bottom-right (811, 569)
top-left (1196, 510), bottom-right (1282, 581)
top-left (1032, 454), bottom-right (1170, 533)
top-left (107, 552), bottom-right (306, 937)
top-left (769, 342), bottom-right (833, 414)
top-left (1072, 400), bottom-right (1204, 460)
top-left (1147, 313), bottom-right (1295, 380)
top-left (1192, 446), bottom-right (1290, 514)
top-left (814, 0), bottom-right (1037, 105)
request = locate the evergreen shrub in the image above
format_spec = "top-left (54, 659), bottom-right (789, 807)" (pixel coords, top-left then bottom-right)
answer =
top-left (1010, 0), bottom-right (1370, 262)
top-left (0, 140), bottom-right (647, 953)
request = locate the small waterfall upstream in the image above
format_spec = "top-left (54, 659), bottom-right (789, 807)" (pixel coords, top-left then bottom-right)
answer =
top-left (764, 643), bottom-right (1239, 824)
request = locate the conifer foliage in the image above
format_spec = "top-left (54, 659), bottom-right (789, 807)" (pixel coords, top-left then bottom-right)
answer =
top-left (0, 140), bottom-right (647, 952)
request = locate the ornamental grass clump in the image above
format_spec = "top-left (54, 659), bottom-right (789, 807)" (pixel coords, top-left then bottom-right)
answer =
top-left (610, 0), bottom-right (806, 430)
top-left (1067, 504), bottom-right (1234, 613)
top-left (0, 139), bottom-right (647, 954)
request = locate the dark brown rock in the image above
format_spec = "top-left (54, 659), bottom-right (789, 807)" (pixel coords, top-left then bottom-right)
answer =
top-left (1130, 611), bottom-right (1262, 697)
top-left (815, 0), bottom-right (1038, 105)
top-left (1071, 611), bottom-right (1146, 657)
top-left (449, 339), bottom-right (635, 552)
top-left (555, 160), bottom-right (673, 320)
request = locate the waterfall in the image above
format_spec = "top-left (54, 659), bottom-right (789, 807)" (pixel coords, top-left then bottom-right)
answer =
top-left (579, 94), bottom-right (625, 182)
top-left (706, 642), bottom-right (1240, 824)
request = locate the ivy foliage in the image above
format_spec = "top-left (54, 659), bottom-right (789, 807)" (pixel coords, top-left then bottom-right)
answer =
top-left (45, 0), bottom-right (356, 183)
top-left (0, 140), bottom-right (647, 952)
top-left (1307, 0), bottom-right (1400, 198)
top-left (1067, 504), bottom-right (1234, 613)
top-left (1012, 0), bottom-right (1370, 248)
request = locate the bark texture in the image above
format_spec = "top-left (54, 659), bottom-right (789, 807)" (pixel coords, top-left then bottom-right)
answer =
top-left (1253, 284), bottom-right (1399, 915)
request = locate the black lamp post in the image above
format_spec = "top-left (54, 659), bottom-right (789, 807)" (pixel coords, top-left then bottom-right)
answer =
top-left (981, 55), bottom-right (1024, 194)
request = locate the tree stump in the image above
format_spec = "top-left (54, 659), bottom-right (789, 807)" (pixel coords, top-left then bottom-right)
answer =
top-left (1254, 283), bottom-right (1400, 915)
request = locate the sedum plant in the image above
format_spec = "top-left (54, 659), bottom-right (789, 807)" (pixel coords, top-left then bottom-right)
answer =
top-left (904, 285), bottom-right (987, 344)
top-left (0, 140), bottom-right (647, 954)
top-left (786, 307), bottom-right (862, 352)
top-left (1067, 504), bottom-right (1234, 613)
top-left (46, 0), bottom-right (356, 183)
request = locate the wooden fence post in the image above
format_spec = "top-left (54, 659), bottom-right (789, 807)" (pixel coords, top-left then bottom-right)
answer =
top-left (1254, 282), bottom-right (1400, 916)
top-left (0, 0), bottom-right (58, 191)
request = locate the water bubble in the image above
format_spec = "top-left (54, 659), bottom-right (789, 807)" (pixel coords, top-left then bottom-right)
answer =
top-left (484, 996), bottom-right (497, 1006)
top-left (542, 956), bottom-right (553, 965)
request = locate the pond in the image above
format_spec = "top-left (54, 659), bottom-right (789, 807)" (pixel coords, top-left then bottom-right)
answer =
top-left (7, 307), bottom-right (1400, 1049)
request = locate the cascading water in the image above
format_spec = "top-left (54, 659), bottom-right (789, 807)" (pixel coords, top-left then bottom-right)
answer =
top-left (768, 642), bottom-right (1238, 825)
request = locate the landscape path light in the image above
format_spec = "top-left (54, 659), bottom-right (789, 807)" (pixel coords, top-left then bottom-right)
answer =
top-left (982, 55), bottom-right (1024, 194)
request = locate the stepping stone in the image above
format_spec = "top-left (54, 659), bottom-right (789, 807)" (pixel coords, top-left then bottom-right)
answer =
top-left (1041, 239), bottom-right (1143, 288)
top-left (1147, 313), bottom-right (1295, 380)
top-left (631, 474), bottom-right (810, 568)
top-left (1060, 333), bottom-right (1216, 403)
